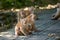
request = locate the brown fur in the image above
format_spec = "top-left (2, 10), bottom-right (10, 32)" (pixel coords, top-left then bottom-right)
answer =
top-left (15, 7), bottom-right (37, 36)
top-left (15, 14), bottom-right (37, 36)
top-left (25, 14), bottom-right (37, 32)
top-left (15, 21), bottom-right (30, 36)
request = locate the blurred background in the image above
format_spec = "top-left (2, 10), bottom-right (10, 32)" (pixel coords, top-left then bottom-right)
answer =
top-left (0, 0), bottom-right (60, 9)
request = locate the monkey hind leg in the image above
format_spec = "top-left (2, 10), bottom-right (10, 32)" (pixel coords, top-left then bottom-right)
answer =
top-left (51, 13), bottom-right (60, 20)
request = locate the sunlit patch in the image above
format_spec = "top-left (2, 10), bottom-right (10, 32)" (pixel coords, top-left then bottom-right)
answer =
top-left (24, 7), bottom-right (29, 11)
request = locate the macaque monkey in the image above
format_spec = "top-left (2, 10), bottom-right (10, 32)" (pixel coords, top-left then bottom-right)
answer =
top-left (52, 3), bottom-right (60, 20)
top-left (15, 7), bottom-right (38, 36)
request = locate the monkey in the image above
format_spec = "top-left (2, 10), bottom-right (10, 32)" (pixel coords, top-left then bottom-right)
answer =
top-left (15, 7), bottom-right (38, 36)
top-left (51, 3), bottom-right (60, 20)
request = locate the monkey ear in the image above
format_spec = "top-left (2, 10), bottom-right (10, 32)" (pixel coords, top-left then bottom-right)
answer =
top-left (28, 7), bottom-right (34, 13)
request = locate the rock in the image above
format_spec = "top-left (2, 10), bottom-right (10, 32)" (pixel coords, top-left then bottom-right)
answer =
top-left (55, 36), bottom-right (60, 40)
top-left (48, 33), bottom-right (56, 37)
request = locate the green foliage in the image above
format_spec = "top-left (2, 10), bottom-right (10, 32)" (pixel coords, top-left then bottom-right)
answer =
top-left (0, 12), bottom-right (17, 27)
top-left (0, 0), bottom-right (60, 9)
